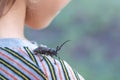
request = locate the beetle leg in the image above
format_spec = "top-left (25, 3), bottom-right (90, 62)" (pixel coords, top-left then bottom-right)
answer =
top-left (54, 58), bottom-right (56, 65)
top-left (40, 58), bottom-right (44, 62)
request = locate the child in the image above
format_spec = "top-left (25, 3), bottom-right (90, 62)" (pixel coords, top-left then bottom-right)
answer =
top-left (0, 0), bottom-right (84, 80)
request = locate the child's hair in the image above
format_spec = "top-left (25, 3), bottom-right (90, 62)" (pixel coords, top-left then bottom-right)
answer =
top-left (0, 0), bottom-right (16, 18)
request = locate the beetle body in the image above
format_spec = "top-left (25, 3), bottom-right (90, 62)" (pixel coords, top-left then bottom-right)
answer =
top-left (34, 40), bottom-right (70, 64)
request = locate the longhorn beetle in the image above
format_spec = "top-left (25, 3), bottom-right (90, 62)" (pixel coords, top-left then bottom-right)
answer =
top-left (34, 40), bottom-right (70, 64)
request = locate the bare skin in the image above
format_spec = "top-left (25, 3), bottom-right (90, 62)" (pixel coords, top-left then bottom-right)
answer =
top-left (0, 0), bottom-right (70, 40)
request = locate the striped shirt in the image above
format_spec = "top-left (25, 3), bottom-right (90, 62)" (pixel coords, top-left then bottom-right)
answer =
top-left (0, 38), bottom-right (84, 80)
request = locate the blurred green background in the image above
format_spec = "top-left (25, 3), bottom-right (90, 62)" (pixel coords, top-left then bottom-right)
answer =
top-left (25, 0), bottom-right (120, 80)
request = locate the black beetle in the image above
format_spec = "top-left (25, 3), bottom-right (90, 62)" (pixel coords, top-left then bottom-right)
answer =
top-left (34, 40), bottom-right (70, 64)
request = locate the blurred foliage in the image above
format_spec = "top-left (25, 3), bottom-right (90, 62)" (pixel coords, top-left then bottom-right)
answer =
top-left (25, 0), bottom-right (120, 80)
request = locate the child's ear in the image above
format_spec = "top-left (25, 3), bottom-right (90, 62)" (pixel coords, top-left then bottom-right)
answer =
top-left (25, 0), bottom-right (71, 30)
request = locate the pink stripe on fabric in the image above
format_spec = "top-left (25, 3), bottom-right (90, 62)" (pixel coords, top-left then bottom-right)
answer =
top-left (0, 52), bottom-right (40, 80)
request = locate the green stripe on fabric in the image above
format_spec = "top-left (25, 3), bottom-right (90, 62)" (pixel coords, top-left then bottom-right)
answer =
top-left (0, 59), bottom-right (30, 80)
top-left (43, 56), bottom-right (57, 80)
top-left (0, 47), bottom-right (47, 80)
top-left (0, 74), bottom-right (8, 80)
top-left (59, 59), bottom-right (70, 80)
top-left (74, 70), bottom-right (80, 80)
top-left (24, 47), bottom-right (38, 66)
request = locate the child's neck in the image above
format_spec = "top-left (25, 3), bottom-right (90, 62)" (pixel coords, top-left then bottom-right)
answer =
top-left (0, 0), bottom-right (26, 39)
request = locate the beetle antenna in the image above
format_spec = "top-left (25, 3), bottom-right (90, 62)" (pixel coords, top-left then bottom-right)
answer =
top-left (56, 40), bottom-right (70, 52)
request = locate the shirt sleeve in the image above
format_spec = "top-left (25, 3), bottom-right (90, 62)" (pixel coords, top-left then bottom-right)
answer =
top-left (63, 60), bottom-right (85, 80)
